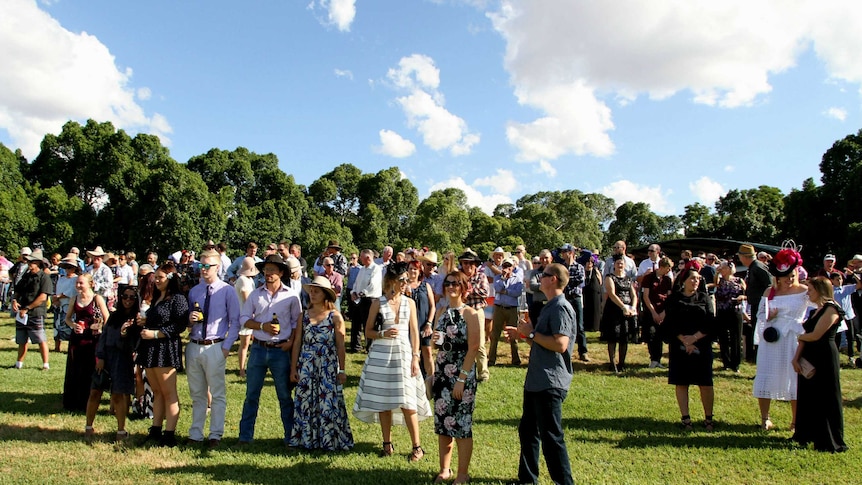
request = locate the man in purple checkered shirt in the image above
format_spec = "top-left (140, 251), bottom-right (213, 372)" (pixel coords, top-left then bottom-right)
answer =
top-left (559, 244), bottom-right (588, 362)
top-left (459, 249), bottom-right (489, 381)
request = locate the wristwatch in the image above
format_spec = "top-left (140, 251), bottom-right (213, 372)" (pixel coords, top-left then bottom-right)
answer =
top-left (528, 331), bottom-right (535, 339)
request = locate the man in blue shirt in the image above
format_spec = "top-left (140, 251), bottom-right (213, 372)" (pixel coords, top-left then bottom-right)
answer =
top-left (506, 262), bottom-right (575, 485)
top-left (237, 254), bottom-right (302, 445)
top-left (489, 256), bottom-right (524, 366)
top-left (186, 250), bottom-right (242, 448)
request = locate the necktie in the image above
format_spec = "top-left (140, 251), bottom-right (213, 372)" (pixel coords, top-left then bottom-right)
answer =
top-left (203, 285), bottom-right (212, 335)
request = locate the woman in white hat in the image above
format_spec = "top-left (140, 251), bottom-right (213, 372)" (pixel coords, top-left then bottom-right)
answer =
top-left (235, 257), bottom-right (259, 378)
top-left (53, 254), bottom-right (80, 352)
top-left (288, 276), bottom-right (354, 450)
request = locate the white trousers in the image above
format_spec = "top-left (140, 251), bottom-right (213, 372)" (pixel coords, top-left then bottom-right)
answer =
top-left (186, 342), bottom-right (227, 441)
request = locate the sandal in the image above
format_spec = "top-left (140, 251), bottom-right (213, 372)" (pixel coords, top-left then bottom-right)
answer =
top-left (433, 469), bottom-right (452, 483)
top-left (680, 415), bottom-right (693, 431)
top-left (408, 445), bottom-right (425, 463)
top-left (380, 441), bottom-right (394, 457)
top-left (703, 417), bottom-right (715, 432)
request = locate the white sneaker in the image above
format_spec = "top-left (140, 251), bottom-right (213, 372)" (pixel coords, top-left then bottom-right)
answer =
top-left (14, 361), bottom-right (23, 369)
top-left (42, 363), bottom-right (50, 370)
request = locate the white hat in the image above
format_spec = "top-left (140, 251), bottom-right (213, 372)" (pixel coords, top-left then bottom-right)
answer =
top-left (20, 246), bottom-right (32, 256)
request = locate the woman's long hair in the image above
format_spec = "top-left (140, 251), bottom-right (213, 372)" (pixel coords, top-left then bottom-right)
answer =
top-left (139, 272), bottom-right (156, 304)
top-left (110, 287), bottom-right (141, 326)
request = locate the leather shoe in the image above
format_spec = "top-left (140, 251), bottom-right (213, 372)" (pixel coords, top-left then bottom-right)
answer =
top-left (208, 438), bottom-right (220, 449)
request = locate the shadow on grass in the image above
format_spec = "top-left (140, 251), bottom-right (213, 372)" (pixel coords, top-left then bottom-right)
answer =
top-left (153, 458), bottom-right (433, 485)
top-left (0, 423), bottom-right (81, 443)
top-left (0, 391), bottom-right (64, 415)
top-left (845, 395), bottom-right (862, 409)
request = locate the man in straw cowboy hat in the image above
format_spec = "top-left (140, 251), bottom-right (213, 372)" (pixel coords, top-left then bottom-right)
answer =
top-left (737, 244), bottom-right (772, 363)
top-left (237, 253), bottom-right (302, 445)
top-left (12, 248), bottom-right (53, 370)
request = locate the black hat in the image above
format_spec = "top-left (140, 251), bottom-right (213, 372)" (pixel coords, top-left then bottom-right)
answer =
top-left (385, 261), bottom-right (409, 279)
top-left (576, 249), bottom-right (593, 266)
top-left (255, 254), bottom-right (289, 273)
top-left (457, 249), bottom-right (481, 263)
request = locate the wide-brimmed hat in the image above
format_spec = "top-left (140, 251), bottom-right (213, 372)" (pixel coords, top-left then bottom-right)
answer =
top-left (238, 257), bottom-right (259, 277)
top-left (457, 249), bottom-right (481, 263)
top-left (769, 248), bottom-right (803, 277)
top-left (87, 246), bottom-right (106, 257)
top-left (492, 246), bottom-right (505, 255)
top-left (26, 248), bottom-right (45, 263)
top-left (20, 246), bottom-right (32, 256)
top-left (58, 253), bottom-right (79, 269)
top-left (286, 256), bottom-right (301, 273)
top-left (327, 240), bottom-right (342, 251)
top-left (417, 251), bottom-right (439, 265)
top-left (736, 244), bottom-right (756, 257)
top-left (302, 275), bottom-right (337, 301)
top-left (256, 254), bottom-right (288, 273)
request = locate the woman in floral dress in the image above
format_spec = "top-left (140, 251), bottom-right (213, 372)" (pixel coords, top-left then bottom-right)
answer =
top-left (289, 276), bottom-right (354, 450)
top-left (431, 270), bottom-right (481, 485)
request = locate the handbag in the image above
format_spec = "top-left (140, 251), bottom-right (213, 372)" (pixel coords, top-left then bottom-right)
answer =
top-left (762, 326), bottom-right (780, 342)
top-left (798, 357), bottom-right (815, 379)
top-left (373, 311), bottom-right (384, 332)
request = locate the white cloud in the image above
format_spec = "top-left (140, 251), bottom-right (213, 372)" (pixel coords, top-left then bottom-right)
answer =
top-left (724, 165), bottom-right (735, 172)
top-left (688, 176), bottom-right (727, 206)
top-left (387, 54), bottom-right (440, 91)
top-left (375, 129), bottom-right (416, 158)
top-left (136, 87), bottom-right (151, 100)
top-left (429, 177), bottom-right (512, 214)
top-left (600, 180), bottom-right (674, 214)
top-left (334, 68), bottom-right (353, 80)
top-left (474, 169), bottom-right (518, 194)
top-left (487, 1), bottom-right (862, 163)
top-left (386, 54), bottom-right (480, 156)
top-left (309, 0), bottom-right (356, 32)
top-left (0, 0), bottom-right (171, 158)
top-left (824, 107), bottom-right (847, 121)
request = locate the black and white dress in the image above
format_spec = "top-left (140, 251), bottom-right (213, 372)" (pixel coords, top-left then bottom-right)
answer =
top-left (135, 295), bottom-right (188, 370)
top-left (353, 296), bottom-right (432, 424)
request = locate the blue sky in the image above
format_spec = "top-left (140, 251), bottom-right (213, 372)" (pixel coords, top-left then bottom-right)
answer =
top-left (1, 0), bottom-right (860, 215)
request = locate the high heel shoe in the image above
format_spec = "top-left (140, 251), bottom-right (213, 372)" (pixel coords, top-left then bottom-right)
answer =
top-left (380, 441), bottom-right (394, 457)
top-left (408, 445), bottom-right (425, 462)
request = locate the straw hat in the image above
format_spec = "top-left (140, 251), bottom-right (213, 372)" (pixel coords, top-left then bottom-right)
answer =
top-left (238, 257), bottom-right (260, 277)
top-left (87, 246), bottom-right (107, 257)
top-left (302, 275), bottom-right (337, 301)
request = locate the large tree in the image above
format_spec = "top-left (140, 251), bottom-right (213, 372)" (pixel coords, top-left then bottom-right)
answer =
top-left (713, 186), bottom-right (785, 243)
top-left (407, 188), bottom-right (471, 254)
top-left (0, 144), bottom-right (37, 252)
top-left (604, 201), bottom-right (664, 249)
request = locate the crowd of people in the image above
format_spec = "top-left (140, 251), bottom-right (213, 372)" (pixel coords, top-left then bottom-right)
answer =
top-left (3, 236), bottom-right (857, 483)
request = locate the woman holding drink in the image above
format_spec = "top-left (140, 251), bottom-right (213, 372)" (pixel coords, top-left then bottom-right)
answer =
top-left (353, 263), bottom-right (431, 462)
top-left (64, 273), bottom-right (109, 413)
top-left (84, 286), bottom-right (141, 444)
top-left (430, 270), bottom-right (481, 484)
top-left (135, 261), bottom-right (188, 447)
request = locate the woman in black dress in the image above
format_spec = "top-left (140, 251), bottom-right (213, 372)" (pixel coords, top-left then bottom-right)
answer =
top-left (64, 273), bottom-right (110, 413)
top-left (84, 286), bottom-right (140, 444)
top-left (135, 261), bottom-right (188, 447)
top-left (664, 268), bottom-right (716, 431)
top-left (581, 251), bottom-right (603, 332)
top-left (791, 276), bottom-right (848, 452)
top-left (600, 255), bottom-right (637, 373)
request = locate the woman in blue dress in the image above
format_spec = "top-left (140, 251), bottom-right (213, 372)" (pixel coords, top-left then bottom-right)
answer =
top-left (289, 276), bottom-right (354, 450)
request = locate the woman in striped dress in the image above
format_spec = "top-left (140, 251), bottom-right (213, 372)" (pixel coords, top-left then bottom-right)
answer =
top-left (353, 262), bottom-right (432, 462)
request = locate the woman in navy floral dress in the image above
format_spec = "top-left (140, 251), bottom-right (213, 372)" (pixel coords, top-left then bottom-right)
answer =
top-left (289, 276), bottom-right (353, 450)
top-left (431, 271), bottom-right (481, 485)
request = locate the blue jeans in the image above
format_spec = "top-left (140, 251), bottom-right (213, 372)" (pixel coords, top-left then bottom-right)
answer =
top-left (238, 343), bottom-right (293, 443)
top-left (568, 295), bottom-right (587, 355)
top-left (518, 388), bottom-right (573, 485)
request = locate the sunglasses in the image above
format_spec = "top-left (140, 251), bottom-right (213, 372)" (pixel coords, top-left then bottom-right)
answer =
top-left (199, 263), bottom-right (217, 270)
top-left (324, 263), bottom-right (333, 267)
top-left (540, 273), bottom-right (554, 278)
top-left (121, 294), bottom-right (137, 300)
top-left (442, 280), bottom-right (459, 287)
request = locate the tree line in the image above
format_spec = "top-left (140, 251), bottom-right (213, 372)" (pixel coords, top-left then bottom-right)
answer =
top-left (1, 119), bottom-right (860, 261)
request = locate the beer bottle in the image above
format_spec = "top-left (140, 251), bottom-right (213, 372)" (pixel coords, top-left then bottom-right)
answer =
top-left (271, 312), bottom-right (280, 334)
top-left (194, 301), bottom-right (204, 323)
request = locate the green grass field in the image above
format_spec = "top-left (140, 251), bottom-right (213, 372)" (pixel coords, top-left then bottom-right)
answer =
top-left (1, 314), bottom-right (860, 484)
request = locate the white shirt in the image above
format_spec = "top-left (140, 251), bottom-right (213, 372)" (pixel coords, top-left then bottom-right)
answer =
top-left (352, 262), bottom-right (382, 298)
top-left (637, 257), bottom-right (660, 277)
